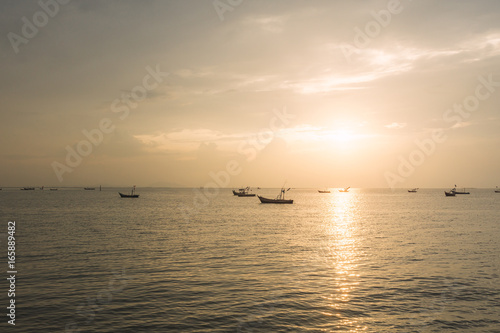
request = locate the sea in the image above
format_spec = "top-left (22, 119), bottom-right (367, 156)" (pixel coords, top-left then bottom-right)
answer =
top-left (0, 187), bottom-right (499, 332)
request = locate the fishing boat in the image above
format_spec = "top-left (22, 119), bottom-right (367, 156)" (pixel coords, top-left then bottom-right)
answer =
top-left (451, 186), bottom-right (469, 195)
top-left (84, 187), bottom-right (95, 190)
top-left (318, 189), bottom-right (331, 193)
top-left (338, 187), bottom-right (350, 192)
top-left (50, 188), bottom-right (58, 191)
top-left (444, 190), bottom-right (456, 197)
top-left (233, 186), bottom-right (255, 196)
top-left (119, 186), bottom-right (139, 198)
top-left (237, 192), bottom-right (256, 197)
top-left (21, 187), bottom-right (35, 190)
top-left (258, 188), bottom-right (293, 204)
top-left (408, 188), bottom-right (418, 193)
top-left (495, 186), bottom-right (500, 193)
top-left (232, 187), bottom-right (247, 195)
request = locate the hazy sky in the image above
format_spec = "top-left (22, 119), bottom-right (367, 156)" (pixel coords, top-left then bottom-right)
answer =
top-left (1, 0), bottom-right (500, 188)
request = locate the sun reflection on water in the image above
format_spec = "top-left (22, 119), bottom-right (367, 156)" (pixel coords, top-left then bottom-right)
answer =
top-left (321, 190), bottom-right (366, 331)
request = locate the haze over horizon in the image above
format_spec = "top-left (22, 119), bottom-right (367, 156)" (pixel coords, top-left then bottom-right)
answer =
top-left (1, 0), bottom-right (500, 189)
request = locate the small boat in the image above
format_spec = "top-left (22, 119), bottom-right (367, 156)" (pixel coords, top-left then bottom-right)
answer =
top-left (233, 186), bottom-right (254, 196)
top-left (237, 192), bottom-right (256, 197)
top-left (318, 189), bottom-right (331, 193)
top-left (495, 186), bottom-right (500, 193)
top-left (444, 190), bottom-right (456, 196)
top-left (338, 187), bottom-right (350, 192)
top-left (119, 186), bottom-right (139, 198)
top-left (258, 187), bottom-right (293, 204)
top-left (50, 188), bottom-right (58, 191)
top-left (451, 187), bottom-right (469, 195)
top-left (21, 187), bottom-right (35, 190)
top-left (232, 188), bottom-right (246, 195)
top-left (408, 188), bottom-right (418, 193)
top-left (84, 187), bottom-right (95, 190)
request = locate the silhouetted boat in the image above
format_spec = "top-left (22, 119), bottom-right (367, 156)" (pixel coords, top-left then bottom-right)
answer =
top-left (338, 187), bottom-right (350, 192)
top-left (258, 188), bottom-right (293, 204)
top-left (495, 186), bottom-right (500, 193)
top-left (233, 186), bottom-right (253, 196)
top-left (50, 188), bottom-right (58, 191)
top-left (408, 188), bottom-right (418, 193)
top-left (444, 191), bottom-right (456, 197)
top-left (21, 187), bottom-right (35, 190)
top-left (318, 189), bottom-right (331, 193)
top-left (84, 187), bottom-right (95, 190)
top-left (237, 192), bottom-right (256, 197)
top-left (232, 188), bottom-right (246, 195)
top-left (119, 186), bottom-right (139, 198)
top-left (451, 186), bottom-right (469, 195)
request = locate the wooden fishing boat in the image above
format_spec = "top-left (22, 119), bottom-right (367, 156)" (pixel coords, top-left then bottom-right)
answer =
top-left (258, 188), bottom-right (293, 204)
top-left (237, 193), bottom-right (256, 197)
top-left (119, 186), bottom-right (139, 198)
top-left (234, 186), bottom-right (254, 196)
top-left (338, 187), bottom-right (350, 192)
top-left (451, 187), bottom-right (469, 194)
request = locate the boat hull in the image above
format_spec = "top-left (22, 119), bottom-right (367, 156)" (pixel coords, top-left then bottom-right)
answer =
top-left (258, 195), bottom-right (293, 204)
top-left (119, 192), bottom-right (139, 198)
top-left (237, 193), bottom-right (256, 197)
top-left (444, 191), bottom-right (455, 197)
top-left (318, 190), bottom-right (330, 193)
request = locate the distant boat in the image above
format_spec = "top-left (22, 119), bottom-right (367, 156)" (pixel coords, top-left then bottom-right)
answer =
top-left (84, 187), bottom-right (95, 190)
top-left (495, 186), bottom-right (500, 193)
top-left (21, 187), bottom-right (35, 190)
top-left (258, 187), bottom-right (293, 204)
top-left (451, 187), bottom-right (469, 195)
top-left (318, 189), bottom-right (331, 193)
top-left (444, 190), bottom-right (456, 197)
top-left (119, 186), bottom-right (139, 198)
top-left (338, 187), bottom-right (350, 192)
top-left (232, 188), bottom-right (246, 195)
top-left (233, 186), bottom-right (253, 196)
top-left (50, 188), bottom-right (58, 191)
top-left (408, 188), bottom-right (418, 193)
top-left (237, 192), bottom-right (256, 197)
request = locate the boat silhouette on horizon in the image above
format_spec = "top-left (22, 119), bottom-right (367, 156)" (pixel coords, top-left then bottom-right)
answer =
top-left (119, 186), bottom-right (139, 198)
top-left (258, 187), bottom-right (293, 204)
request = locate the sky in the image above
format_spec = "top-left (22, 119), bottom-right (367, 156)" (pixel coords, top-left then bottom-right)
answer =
top-left (1, 0), bottom-right (500, 188)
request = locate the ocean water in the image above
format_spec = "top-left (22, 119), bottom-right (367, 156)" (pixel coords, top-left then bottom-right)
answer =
top-left (1, 188), bottom-right (499, 332)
